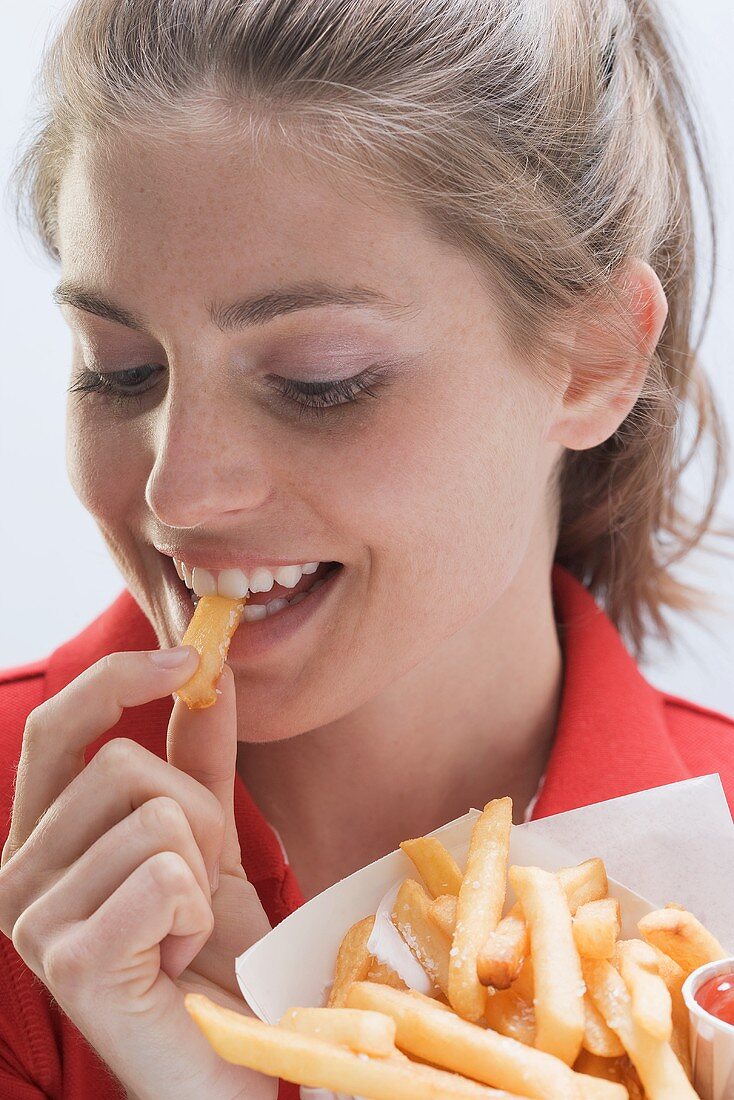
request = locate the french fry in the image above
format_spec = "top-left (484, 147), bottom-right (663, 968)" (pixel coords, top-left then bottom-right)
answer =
top-left (429, 893), bottom-right (458, 937)
top-left (573, 1050), bottom-right (626, 1082)
top-left (509, 864), bottom-right (585, 1066)
top-left (582, 993), bottom-right (624, 1058)
top-left (573, 899), bottom-right (620, 959)
top-left (185, 993), bottom-right (533, 1099)
top-left (279, 1006), bottom-right (396, 1057)
top-left (615, 939), bottom-right (672, 1042)
top-left (510, 956), bottom-right (534, 1003)
top-left (328, 915), bottom-right (374, 1008)
top-left (173, 594), bottom-right (245, 709)
top-left (449, 797), bottom-right (512, 1021)
top-left (638, 905), bottom-right (727, 974)
top-left (400, 837), bottom-right (463, 897)
top-left (647, 945), bottom-right (692, 1077)
top-left (482, 986), bottom-right (535, 1046)
top-left (582, 958), bottom-right (698, 1099)
top-left (366, 959), bottom-right (408, 991)
top-left (477, 909), bottom-right (528, 988)
top-left (346, 981), bottom-right (587, 1100)
top-left (478, 858), bottom-right (608, 989)
top-left (575, 1077), bottom-right (630, 1100)
top-left (392, 878), bottom-right (451, 994)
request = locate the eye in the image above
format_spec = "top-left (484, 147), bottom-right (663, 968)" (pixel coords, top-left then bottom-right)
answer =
top-left (67, 364), bottom-right (162, 406)
top-left (266, 364), bottom-right (392, 419)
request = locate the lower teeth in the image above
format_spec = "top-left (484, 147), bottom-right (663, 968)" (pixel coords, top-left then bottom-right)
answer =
top-left (189, 566), bottom-right (336, 618)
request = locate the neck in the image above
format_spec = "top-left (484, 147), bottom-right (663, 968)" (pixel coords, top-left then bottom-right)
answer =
top-left (236, 551), bottom-right (563, 901)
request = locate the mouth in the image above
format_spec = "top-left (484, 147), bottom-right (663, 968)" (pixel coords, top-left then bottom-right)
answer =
top-left (169, 556), bottom-right (344, 622)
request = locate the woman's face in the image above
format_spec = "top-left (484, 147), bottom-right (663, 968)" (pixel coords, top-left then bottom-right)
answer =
top-left (55, 129), bottom-right (564, 741)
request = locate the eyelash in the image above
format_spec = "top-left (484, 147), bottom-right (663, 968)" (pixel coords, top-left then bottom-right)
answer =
top-left (66, 363), bottom-right (391, 418)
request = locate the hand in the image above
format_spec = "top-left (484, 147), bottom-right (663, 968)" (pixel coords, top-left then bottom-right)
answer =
top-left (0, 647), bottom-right (277, 1100)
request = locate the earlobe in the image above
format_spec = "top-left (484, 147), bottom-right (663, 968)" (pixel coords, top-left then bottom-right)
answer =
top-left (547, 258), bottom-right (668, 451)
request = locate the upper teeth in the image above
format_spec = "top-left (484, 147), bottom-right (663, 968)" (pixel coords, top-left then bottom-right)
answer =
top-left (172, 558), bottom-right (321, 598)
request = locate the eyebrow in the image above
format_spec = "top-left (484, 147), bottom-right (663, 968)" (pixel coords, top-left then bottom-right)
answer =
top-left (51, 278), bottom-right (415, 332)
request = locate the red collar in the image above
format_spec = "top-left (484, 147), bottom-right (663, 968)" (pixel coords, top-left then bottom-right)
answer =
top-left (532, 565), bottom-right (688, 819)
top-left (44, 564), bottom-right (688, 923)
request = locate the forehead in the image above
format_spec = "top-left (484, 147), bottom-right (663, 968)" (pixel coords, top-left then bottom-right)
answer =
top-left (55, 129), bottom-right (441, 312)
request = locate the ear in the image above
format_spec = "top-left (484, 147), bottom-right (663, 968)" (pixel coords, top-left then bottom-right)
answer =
top-left (547, 258), bottom-right (669, 451)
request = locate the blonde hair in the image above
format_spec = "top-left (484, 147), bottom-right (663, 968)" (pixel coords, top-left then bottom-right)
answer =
top-left (9, 0), bottom-right (732, 659)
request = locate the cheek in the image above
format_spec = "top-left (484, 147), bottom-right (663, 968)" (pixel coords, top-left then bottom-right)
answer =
top-left (329, 366), bottom-right (549, 626)
top-left (65, 401), bottom-right (146, 522)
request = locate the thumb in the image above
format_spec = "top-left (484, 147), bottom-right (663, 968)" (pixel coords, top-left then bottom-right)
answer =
top-left (166, 662), bottom-right (242, 871)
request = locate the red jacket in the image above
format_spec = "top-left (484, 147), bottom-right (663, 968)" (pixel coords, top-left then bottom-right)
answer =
top-left (0, 563), bottom-right (732, 1099)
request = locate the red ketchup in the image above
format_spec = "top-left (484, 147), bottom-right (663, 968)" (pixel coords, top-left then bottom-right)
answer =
top-left (695, 971), bottom-right (734, 1026)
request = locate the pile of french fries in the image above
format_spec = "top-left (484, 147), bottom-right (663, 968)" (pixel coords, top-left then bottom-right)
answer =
top-left (186, 796), bottom-right (729, 1099)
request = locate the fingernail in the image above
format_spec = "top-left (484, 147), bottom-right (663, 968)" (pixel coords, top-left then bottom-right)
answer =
top-left (210, 861), bottom-right (220, 894)
top-left (149, 645), bottom-right (194, 668)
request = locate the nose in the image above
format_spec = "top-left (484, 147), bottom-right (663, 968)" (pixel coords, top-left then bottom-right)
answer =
top-left (145, 385), bottom-right (274, 529)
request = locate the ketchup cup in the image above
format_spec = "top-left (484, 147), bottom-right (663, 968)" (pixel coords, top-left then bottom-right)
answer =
top-left (683, 956), bottom-right (734, 1100)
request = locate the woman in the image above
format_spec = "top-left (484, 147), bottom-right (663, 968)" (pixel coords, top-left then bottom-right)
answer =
top-left (1, 0), bottom-right (732, 1096)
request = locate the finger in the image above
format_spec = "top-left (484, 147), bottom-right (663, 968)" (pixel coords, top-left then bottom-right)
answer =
top-left (4, 646), bottom-right (200, 860)
top-left (42, 852), bottom-right (214, 1005)
top-left (9, 795), bottom-right (212, 977)
top-left (166, 663), bottom-right (242, 870)
top-left (0, 740), bottom-right (225, 933)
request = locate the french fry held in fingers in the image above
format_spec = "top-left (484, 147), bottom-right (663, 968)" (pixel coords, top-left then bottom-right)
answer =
top-left (449, 797), bottom-right (512, 1021)
top-left (173, 594), bottom-right (246, 708)
top-left (400, 836), bottom-right (463, 897)
top-left (327, 915), bottom-right (374, 1008)
top-left (615, 938), bottom-right (673, 1042)
top-left (279, 1006), bottom-right (396, 1057)
top-left (638, 904), bottom-right (727, 975)
top-left (509, 864), bottom-right (585, 1066)
top-left (184, 993), bottom-right (533, 1100)
top-left (582, 957), bottom-right (698, 1099)
top-left (477, 858), bottom-right (608, 989)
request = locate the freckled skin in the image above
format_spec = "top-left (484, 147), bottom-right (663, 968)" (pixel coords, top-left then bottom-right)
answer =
top-left (56, 128), bottom-right (565, 739)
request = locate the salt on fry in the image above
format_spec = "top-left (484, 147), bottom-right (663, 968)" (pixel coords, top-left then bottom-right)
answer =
top-left (509, 864), bottom-right (585, 1066)
top-left (582, 958), bottom-right (698, 1100)
top-left (449, 797), bottom-right (512, 1022)
top-left (615, 938), bottom-right (672, 1042)
top-left (400, 837), bottom-right (463, 897)
top-left (327, 915), bottom-right (374, 1008)
top-left (392, 878), bottom-right (451, 995)
top-left (638, 904), bottom-right (727, 975)
top-left (173, 594), bottom-right (245, 709)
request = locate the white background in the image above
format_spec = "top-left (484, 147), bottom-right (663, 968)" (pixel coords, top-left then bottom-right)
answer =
top-left (2, 1), bottom-right (733, 712)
